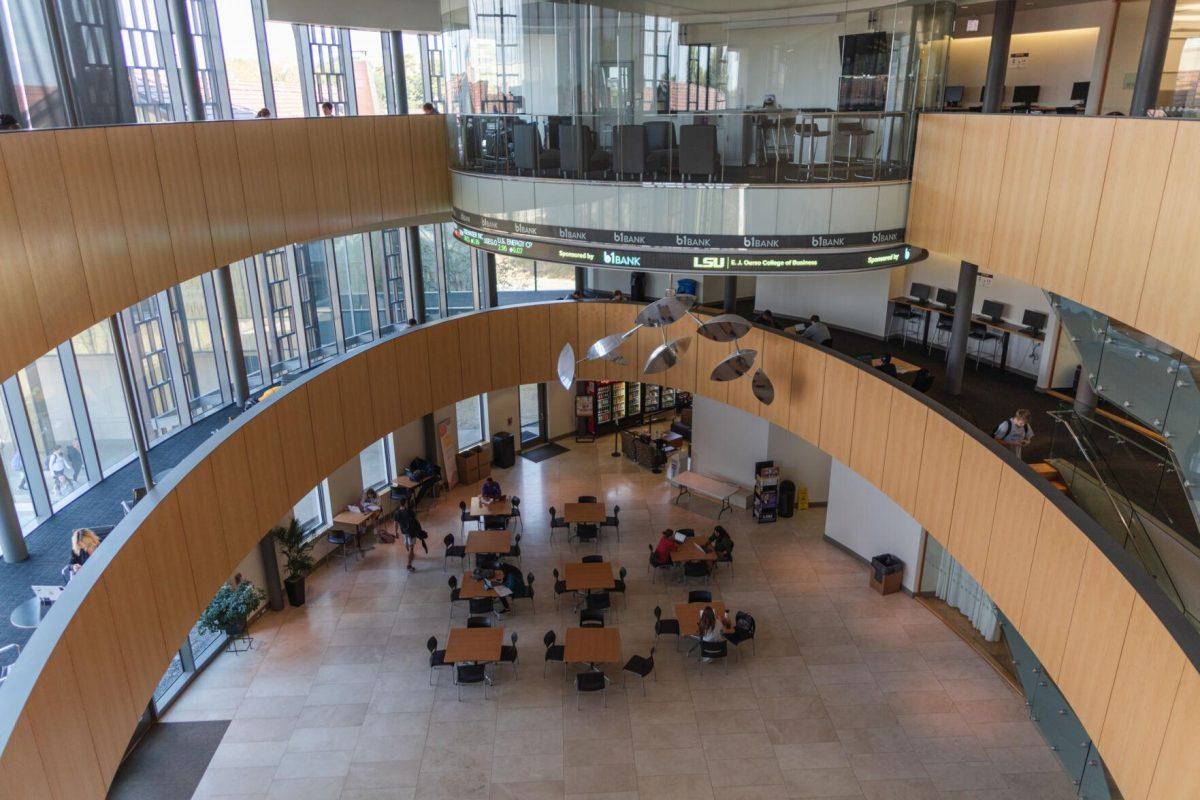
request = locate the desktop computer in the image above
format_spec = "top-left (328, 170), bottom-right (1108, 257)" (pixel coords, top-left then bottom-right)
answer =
top-left (943, 85), bottom-right (965, 107)
top-left (1012, 85), bottom-right (1040, 106)
top-left (1022, 309), bottom-right (1048, 334)
top-left (909, 282), bottom-right (932, 302)
top-left (981, 300), bottom-right (1005, 322)
top-left (936, 288), bottom-right (957, 309)
top-left (1071, 81), bottom-right (1090, 103)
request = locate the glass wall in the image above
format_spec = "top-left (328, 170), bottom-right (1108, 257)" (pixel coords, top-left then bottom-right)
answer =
top-left (71, 323), bottom-right (136, 475)
top-left (169, 277), bottom-right (226, 417)
top-left (360, 437), bottom-right (390, 489)
top-left (0, 403), bottom-right (35, 528)
top-left (419, 225), bottom-right (443, 321)
top-left (333, 235), bottom-right (374, 349)
top-left (18, 351), bottom-right (83, 506)
top-left (295, 242), bottom-right (338, 364)
top-left (496, 255), bottom-right (574, 304)
top-left (441, 222), bottom-right (477, 316)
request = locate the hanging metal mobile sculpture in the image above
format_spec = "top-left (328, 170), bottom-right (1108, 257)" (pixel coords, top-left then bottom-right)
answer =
top-left (555, 294), bottom-right (775, 405)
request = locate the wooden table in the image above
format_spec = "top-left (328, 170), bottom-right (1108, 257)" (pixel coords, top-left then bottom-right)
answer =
top-left (565, 562), bottom-right (616, 591)
top-left (392, 474), bottom-right (420, 490)
top-left (888, 296), bottom-right (1044, 372)
top-left (466, 530), bottom-right (511, 554)
top-left (564, 502), bottom-right (606, 524)
top-left (674, 602), bottom-right (733, 635)
top-left (564, 627), bottom-right (621, 667)
top-left (471, 496), bottom-right (512, 517)
top-left (459, 573), bottom-right (499, 599)
top-left (870, 356), bottom-right (920, 375)
top-left (332, 509), bottom-right (379, 556)
top-left (444, 626), bottom-right (504, 663)
top-left (672, 471), bottom-right (737, 518)
top-left (670, 539), bottom-right (717, 563)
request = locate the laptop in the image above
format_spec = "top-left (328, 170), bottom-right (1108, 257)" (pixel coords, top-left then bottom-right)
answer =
top-left (672, 532), bottom-right (687, 544)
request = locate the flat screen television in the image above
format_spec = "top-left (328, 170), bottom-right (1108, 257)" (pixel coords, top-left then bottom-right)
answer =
top-left (837, 32), bottom-right (892, 111)
top-left (1012, 85), bottom-right (1040, 105)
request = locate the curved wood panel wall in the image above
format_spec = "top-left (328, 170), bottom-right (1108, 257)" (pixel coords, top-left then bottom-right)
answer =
top-left (0, 302), bottom-right (1197, 800)
top-left (907, 113), bottom-right (1200, 362)
top-left (0, 115), bottom-right (451, 381)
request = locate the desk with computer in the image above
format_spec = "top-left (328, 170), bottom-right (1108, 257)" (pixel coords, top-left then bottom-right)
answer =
top-left (890, 282), bottom-right (1047, 372)
top-left (941, 82), bottom-right (1088, 114)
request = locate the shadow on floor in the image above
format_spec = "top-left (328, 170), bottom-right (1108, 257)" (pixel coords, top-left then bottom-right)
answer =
top-left (107, 720), bottom-right (230, 800)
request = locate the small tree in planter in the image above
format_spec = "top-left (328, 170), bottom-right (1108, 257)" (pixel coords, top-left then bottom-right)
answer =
top-left (273, 518), bottom-right (315, 607)
top-left (198, 580), bottom-right (265, 652)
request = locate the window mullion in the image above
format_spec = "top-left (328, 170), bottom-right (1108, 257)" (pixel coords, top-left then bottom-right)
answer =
top-left (1, 378), bottom-right (51, 522)
top-left (56, 340), bottom-right (102, 485)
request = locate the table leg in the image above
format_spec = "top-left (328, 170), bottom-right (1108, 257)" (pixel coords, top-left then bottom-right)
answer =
top-left (675, 486), bottom-right (690, 505)
top-left (1000, 331), bottom-right (1011, 373)
top-left (921, 311), bottom-right (931, 349)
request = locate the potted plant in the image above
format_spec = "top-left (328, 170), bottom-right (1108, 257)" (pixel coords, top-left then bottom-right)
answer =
top-left (198, 580), bottom-right (265, 639)
top-left (273, 518), bottom-right (315, 607)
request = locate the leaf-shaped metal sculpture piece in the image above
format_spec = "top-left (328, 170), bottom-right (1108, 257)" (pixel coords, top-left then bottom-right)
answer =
top-left (635, 296), bottom-right (688, 327)
top-left (557, 343), bottom-right (576, 389)
top-left (751, 368), bottom-right (774, 405)
top-left (697, 313), bottom-right (752, 342)
top-left (643, 336), bottom-right (693, 374)
top-left (710, 349), bottom-right (757, 381)
top-left (583, 325), bottom-right (641, 361)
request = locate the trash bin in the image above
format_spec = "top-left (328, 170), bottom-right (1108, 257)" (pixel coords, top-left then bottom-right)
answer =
top-left (630, 272), bottom-right (647, 301)
top-left (870, 554), bottom-right (904, 595)
top-left (778, 480), bottom-right (796, 518)
top-left (677, 278), bottom-right (698, 297)
top-left (491, 431), bottom-right (515, 469)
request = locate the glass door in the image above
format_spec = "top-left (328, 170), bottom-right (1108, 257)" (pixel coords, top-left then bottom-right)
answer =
top-left (519, 383), bottom-right (546, 447)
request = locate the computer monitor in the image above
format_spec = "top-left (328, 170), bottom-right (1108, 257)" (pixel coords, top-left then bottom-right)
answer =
top-left (936, 288), bottom-right (957, 308)
top-left (1022, 309), bottom-right (1049, 331)
top-left (1071, 81), bottom-right (1090, 102)
top-left (981, 300), bottom-right (1005, 322)
top-left (1012, 85), bottom-right (1040, 105)
top-left (909, 282), bottom-right (932, 302)
top-left (943, 85), bottom-right (965, 106)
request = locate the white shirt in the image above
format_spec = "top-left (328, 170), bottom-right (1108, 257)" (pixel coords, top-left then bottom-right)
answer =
top-left (799, 322), bottom-right (831, 343)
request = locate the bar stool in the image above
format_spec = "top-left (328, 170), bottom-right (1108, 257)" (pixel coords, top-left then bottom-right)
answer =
top-left (890, 302), bottom-right (923, 348)
top-left (832, 118), bottom-right (875, 181)
top-left (968, 323), bottom-right (1004, 369)
top-left (788, 120), bottom-right (830, 182)
top-left (927, 313), bottom-right (954, 354)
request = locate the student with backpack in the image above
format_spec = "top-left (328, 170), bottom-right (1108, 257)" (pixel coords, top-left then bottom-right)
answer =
top-left (393, 497), bottom-right (428, 572)
top-left (994, 409), bottom-right (1034, 459)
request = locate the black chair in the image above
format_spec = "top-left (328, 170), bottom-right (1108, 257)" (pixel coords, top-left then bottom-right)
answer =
top-left (459, 500), bottom-right (479, 535)
top-left (427, 636), bottom-right (450, 686)
top-left (912, 369), bottom-right (934, 393)
top-left (601, 505), bottom-right (620, 541)
top-left (506, 533), bottom-right (522, 565)
top-left (645, 120), bottom-right (676, 177)
top-left (443, 533), bottom-right (466, 572)
top-left (500, 631), bottom-right (519, 676)
top-left (581, 554), bottom-right (604, 564)
top-left (512, 123), bottom-right (559, 175)
top-left (575, 670), bottom-right (609, 708)
top-left (622, 647), bottom-right (655, 695)
top-left (585, 591), bottom-right (612, 618)
top-left (469, 597), bottom-right (495, 618)
top-left (552, 568), bottom-right (569, 610)
top-left (467, 614), bottom-right (495, 629)
top-left (455, 663), bottom-right (489, 700)
top-left (928, 314), bottom-right (954, 354)
top-left (613, 124), bottom-right (647, 178)
top-left (579, 609), bottom-right (606, 628)
top-left (508, 496), bottom-right (522, 533)
top-left (609, 568), bottom-right (628, 606)
top-left (715, 542), bottom-right (734, 579)
top-left (688, 590), bottom-right (712, 604)
top-left (573, 523), bottom-right (599, 548)
top-left (683, 560), bottom-right (711, 584)
top-left (679, 124), bottom-right (719, 181)
top-left (647, 544), bottom-right (672, 583)
top-left (654, 605), bottom-right (681, 650)
top-left (548, 506), bottom-right (569, 541)
top-left (327, 530), bottom-right (355, 570)
top-left (543, 630), bottom-right (565, 677)
top-left (968, 322), bottom-right (1004, 369)
top-left (560, 124), bottom-right (610, 177)
top-left (699, 639), bottom-right (729, 670)
top-left (891, 302), bottom-right (923, 347)
top-left (724, 611), bottom-right (756, 656)
top-left (578, 496), bottom-right (597, 503)
top-left (449, 576), bottom-right (467, 621)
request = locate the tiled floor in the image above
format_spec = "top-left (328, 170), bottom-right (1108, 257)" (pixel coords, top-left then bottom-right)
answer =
top-left (165, 434), bottom-right (1074, 800)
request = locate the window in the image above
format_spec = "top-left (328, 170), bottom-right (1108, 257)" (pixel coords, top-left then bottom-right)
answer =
top-left (375, 229), bottom-right (408, 332)
top-left (228, 262), bottom-right (265, 389)
top-left (18, 350), bottom-right (85, 507)
top-left (519, 383), bottom-right (541, 444)
top-left (418, 225), bottom-right (442, 321)
top-left (1, 0), bottom-right (70, 127)
top-left (402, 32), bottom-right (424, 111)
top-left (266, 20), bottom-right (304, 117)
top-left (421, 33), bottom-right (446, 110)
top-left (307, 24), bottom-right (350, 114)
top-left (215, 0), bottom-right (266, 117)
top-left (456, 395), bottom-right (486, 448)
top-left (333, 235), bottom-right (373, 349)
top-left (169, 277), bottom-right (224, 417)
top-left (349, 29), bottom-right (387, 114)
top-left (185, 0), bottom-right (228, 119)
top-left (360, 437), bottom-right (390, 490)
top-left (294, 242), bottom-right (337, 364)
top-left (495, 256), bottom-right (574, 304)
top-left (0, 402), bottom-right (35, 529)
top-left (293, 481), bottom-right (328, 533)
top-left (441, 222), bottom-right (477, 316)
top-left (72, 323), bottom-right (136, 475)
top-left (126, 296), bottom-right (182, 443)
top-left (471, 0), bottom-right (520, 112)
top-left (116, 0), bottom-right (177, 122)
top-left (642, 16), bottom-right (672, 112)
top-left (260, 249), bottom-right (301, 377)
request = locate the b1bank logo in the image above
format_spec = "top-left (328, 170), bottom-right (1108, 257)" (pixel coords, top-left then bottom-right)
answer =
top-left (602, 251), bottom-right (642, 266)
top-left (692, 256), bottom-right (727, 269)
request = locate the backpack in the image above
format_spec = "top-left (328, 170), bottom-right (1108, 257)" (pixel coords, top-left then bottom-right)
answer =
top-left (375, 518), bottom-right (397, 544)
top-left (993, 420), bottom-right (1012, 440)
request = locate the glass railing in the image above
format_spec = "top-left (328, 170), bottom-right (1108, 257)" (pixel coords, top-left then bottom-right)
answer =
top-left (447, 110), bottom-right (915, 185)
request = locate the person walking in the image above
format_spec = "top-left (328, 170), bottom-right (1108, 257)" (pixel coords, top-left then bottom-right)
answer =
top-left (393, 497), bottom-right (426, 573)
top-left (995, 409), bottom-right (1034, 459)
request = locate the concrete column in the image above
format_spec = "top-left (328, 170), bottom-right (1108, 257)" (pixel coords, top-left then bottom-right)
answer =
top-left (166, 0), bottom-right (206, 120)
top-left (0, 454), bottom-right (28, 563)
top-left (110, 316), bottom-right (155, 492)
top-left (982, 0), bottom-right (1016, 113)
top-left (1074, 370), bottom-right (1099, 417)
top-left (484, 254), bottom-right (499, 308)
top-left (409, 227), bottom-right (427, 323)
top-left (423, 414), bottom-right (439, 465)
top-left (258, 531), bottom-right (284, 611)
top-left (723, 276), bottom-right (737, 313)
top-left (390, 31), bottom-right (409, 115)
top-left (1131, 0), bottom-right (1177, 116)
top-left (214, 266), bottom-right (250, 407)
top-left (574, 268), bottom-right (587, 295)
top-left (944, 261), bottom-right (978, 396)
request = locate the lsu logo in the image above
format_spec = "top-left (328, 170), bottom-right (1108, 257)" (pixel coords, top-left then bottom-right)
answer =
top-left (692, 256), bottom-right (727, 269)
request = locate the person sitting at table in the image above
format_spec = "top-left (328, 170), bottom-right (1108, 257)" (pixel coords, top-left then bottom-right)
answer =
top-left (798, 315), bottom-right (832, 346)
top-left (697, 606), bottom-right (731, 661)
top-left (652, 528), bottom-right (678, 565)
top-left (360, 487), bottom-right (382, 512)
top-left (875, 354), bottom-right (898, 377)
top-left (754, 309), bottom-right (778, 329)
top-left (69, 528), bottom-right (101, 574)
top-left (481, 476), bottom-right (502, 500)
top-left (704, 525), bottom-right (734, 558)
top-left (491, 562), bottom-right (526, 614)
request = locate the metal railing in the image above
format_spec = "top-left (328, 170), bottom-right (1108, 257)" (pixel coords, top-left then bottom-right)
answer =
top-left (447, 110), bottom-right (915, 185)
